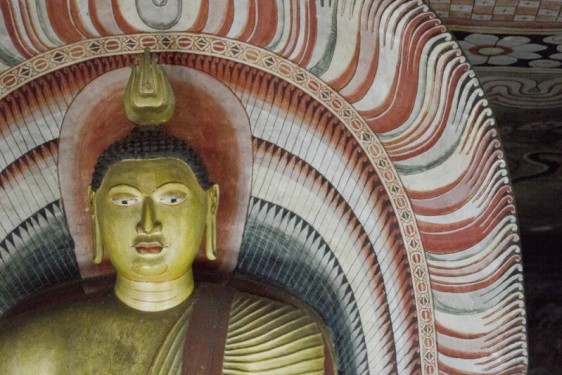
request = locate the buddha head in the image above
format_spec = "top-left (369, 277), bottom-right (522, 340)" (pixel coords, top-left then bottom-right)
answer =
top-left (86, 51), bottom-right (219, 285)
top-left (88, 128), bottom-right (219, 283)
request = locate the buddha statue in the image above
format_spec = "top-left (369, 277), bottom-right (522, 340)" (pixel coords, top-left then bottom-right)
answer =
top-left (0, 53), bottom-right (335, 374)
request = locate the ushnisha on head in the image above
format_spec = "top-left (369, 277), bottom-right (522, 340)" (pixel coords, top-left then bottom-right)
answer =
top-left (87, 51), bottom-right (219, 311)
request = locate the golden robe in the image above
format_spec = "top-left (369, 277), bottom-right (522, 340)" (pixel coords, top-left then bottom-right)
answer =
top-left (0, 283), bottom-right (330, 374)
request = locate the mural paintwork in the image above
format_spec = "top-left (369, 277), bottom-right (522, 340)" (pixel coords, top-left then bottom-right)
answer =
top-left (428, 0), bottom-right (562, 26)
top-left (0, 1), bottom-right (527, 374)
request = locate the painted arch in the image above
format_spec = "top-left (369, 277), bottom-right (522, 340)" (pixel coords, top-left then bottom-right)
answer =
top-left (0, 1), bottom-right (527, 374)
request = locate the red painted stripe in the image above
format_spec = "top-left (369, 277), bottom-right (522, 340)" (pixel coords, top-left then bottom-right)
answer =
top-left (46, 0), bottom-right (84, 43)
top-left (294, 0), bottom-right (317, 67)
top-left (236, 0), bottom-right (257, 42)
top-left (216, 0), bottom-right (234, 37)
top-left (69, 0), bottom-right (92, 38)
top-left (189, 0), bottom-right (209, 33)
top-left (18, 0), bottom-right (46, 52)
top-left (247, 0), bottom-right (277, 47)
top-left (110, 0), bottom-right (136, 34)
top-left (88, 0), bottom-right (111, 36)
top-left (0, 1), bottom-right (34, 57)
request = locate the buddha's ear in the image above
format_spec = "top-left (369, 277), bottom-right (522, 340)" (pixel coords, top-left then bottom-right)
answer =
top-left (88, 185), bottom-right (103, 264)
top-left (205, 184), bottom-right (220, 261)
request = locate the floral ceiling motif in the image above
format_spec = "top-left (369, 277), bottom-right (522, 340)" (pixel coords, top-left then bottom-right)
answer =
top-left (457, 32), bottom-right (562, 68)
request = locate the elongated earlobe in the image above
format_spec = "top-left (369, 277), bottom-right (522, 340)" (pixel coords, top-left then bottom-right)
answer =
top-left (205, 184), bottom-right (220, 261)
top-left (88, 185), bottom-right (103, 264)
top-left (205, 217), bottom-right (216, 261)
top-left (93, 215), bottom-right (103, 264)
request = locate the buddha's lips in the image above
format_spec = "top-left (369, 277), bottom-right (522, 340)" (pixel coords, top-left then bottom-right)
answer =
top-left (134, 241), bottom-right (164, 255)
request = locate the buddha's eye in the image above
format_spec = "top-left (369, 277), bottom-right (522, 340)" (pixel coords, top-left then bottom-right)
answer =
top-left (111, 195), bottom-right (139, 207)
top-left (159, 192), bottom-right (186, 205)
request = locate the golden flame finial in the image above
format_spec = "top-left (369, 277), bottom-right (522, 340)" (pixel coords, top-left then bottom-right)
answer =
top-left (124, 49), bottom-right (175, 126)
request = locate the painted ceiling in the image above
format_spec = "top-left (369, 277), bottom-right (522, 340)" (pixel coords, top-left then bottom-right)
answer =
top-left (0, 0), bottom-right (552, 373)
top-left (429, 0), bottom-right (562, 26)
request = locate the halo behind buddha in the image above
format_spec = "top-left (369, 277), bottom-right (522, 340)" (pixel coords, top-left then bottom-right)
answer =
top-left (58, 65), bottom-right (252, 279)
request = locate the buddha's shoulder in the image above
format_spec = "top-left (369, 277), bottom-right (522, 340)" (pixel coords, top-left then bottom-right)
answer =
top-left (0, 288), bottom-right (113, 343)
top-left (0, 288), bottom-right (115, 373)
top-left (0, 287), bottom-right (190, 374)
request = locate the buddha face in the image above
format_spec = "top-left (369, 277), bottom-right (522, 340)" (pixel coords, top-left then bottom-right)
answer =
top-left (89, 158), bottom-right (219, 282)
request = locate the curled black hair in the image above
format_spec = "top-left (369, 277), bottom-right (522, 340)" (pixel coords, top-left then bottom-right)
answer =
top-left (91, 128), bottom-right (210, 191)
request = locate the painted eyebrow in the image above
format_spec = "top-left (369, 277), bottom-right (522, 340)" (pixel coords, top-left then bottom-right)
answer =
top-left (107, 184), bottom-right (141, 195)
top-left (155, 182), bottom-right (192, 192)
top-left (154, 182), bottom-right (199, 203)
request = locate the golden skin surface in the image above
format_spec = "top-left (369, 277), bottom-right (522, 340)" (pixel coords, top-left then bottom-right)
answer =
top-left (89, 158), bottom-right (219, 311)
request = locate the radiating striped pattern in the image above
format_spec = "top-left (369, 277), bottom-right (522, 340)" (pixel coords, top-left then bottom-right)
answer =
top-left (0, 1), bottom-right (526, 374)
top-left (240, 197), bottom-right (370, 373)
top-left (0, 54), bottom-right (422, 374)
top-left (0, 199), bottom-right (77, 311)
top-left (0, 81), bottom-right (79, 311)
top-left (0, 58), bottom-right (133, 310)
top-left (160, 56), bottom-right (420, 373)
top-left (231, 69), bottom-right (419, 373)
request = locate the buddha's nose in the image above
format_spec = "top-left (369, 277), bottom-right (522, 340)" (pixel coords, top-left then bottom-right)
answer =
top-left (136, 198), bottom-right (162, 234)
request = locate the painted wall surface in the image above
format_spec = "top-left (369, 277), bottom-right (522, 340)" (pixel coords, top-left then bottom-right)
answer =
top-left (0, 1), bottom-right (527, 374)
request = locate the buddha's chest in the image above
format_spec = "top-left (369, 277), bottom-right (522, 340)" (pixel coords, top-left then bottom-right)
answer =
top-left (54, 303), bottom-right (188, 374)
